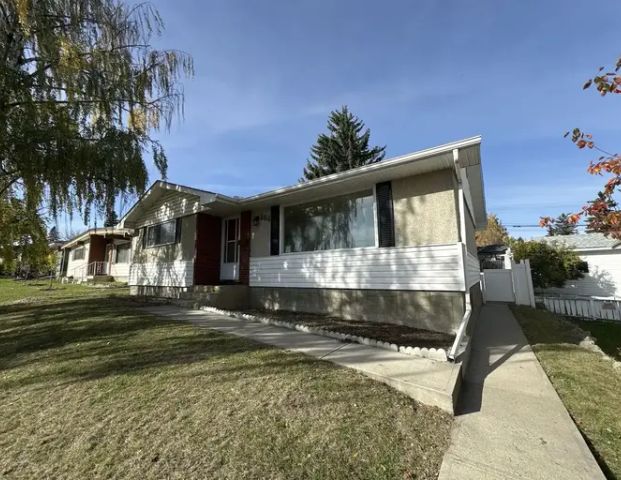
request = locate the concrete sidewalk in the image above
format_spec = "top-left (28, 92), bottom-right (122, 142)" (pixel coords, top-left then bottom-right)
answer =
top-left (141, 305), bottom-right (462, 413)
top-left (439, 303), bottom-right (604, 480)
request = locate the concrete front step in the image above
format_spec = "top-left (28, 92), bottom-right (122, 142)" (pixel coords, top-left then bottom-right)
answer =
top-left (87, 275), bottom-right (115, 283)
top-left (175, 284), bottom-right (250, 310)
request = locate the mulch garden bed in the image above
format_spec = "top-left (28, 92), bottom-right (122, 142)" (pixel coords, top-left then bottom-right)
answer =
top-left (244, 309), bottom-right (455, 351)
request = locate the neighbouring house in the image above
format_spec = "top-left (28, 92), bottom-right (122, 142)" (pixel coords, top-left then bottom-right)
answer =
top-left (537, 233), bottom-right (621, 298)
top-left (119, 136), bottom-right (486, 345)
top-left (59, 227), bottom-right (134, 282)
top-left (477, 244), bottom-right (509, 269)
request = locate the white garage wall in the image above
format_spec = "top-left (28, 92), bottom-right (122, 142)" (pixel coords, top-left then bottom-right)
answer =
top-left (543, 250), bottom-right (621, 298)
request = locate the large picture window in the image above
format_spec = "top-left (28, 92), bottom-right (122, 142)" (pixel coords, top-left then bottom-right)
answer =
top-left (72, 246), bottom-right (85, 260)
top-left (115, 243), bottom-right (131, 263)
top-left (144, 219), bottom-right (180, 248)
top-left (283, 190), bottom-right (375, 253)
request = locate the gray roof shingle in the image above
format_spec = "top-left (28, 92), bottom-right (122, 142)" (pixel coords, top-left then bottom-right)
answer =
top-left (533, 233), bottom-right (621, 250)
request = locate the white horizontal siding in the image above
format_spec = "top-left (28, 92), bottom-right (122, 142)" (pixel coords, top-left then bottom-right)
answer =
top-left (134, 191), bottom-right (201, 228)
top-left (249, 244), bottom-right (464, 291)
top-left (129, 261), bottom-right (193, 287)
top-left (65, 242), bottom-right (90, 278)
top-left (465, 250), bottom-right (481, 288)
top-left (110, 262), bottom-right (130, 281)
top-left (543, 250), bottom-right (621, 298)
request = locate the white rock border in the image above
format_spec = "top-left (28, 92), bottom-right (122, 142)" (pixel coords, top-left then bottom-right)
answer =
top-left (200, 306), bottom-right (448, 362)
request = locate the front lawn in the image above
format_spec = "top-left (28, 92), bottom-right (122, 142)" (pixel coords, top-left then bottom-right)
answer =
top-left (0, 278), bottom-right (128, 305)
top-left (512, 306), bottom-right (621, 479)
top-left (0, 279), bottom-right (451, 479)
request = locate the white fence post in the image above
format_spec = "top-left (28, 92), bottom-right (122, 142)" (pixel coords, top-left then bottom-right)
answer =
top-left (523, 259), bottom-right (536, 308)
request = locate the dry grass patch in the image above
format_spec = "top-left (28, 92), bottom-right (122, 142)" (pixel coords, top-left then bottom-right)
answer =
top-left (0, 280), bottom-right (451, 479)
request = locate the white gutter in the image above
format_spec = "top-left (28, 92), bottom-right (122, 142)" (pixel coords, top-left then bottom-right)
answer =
top-left (448, 148), bottom-right (472, 362)
top-left (118, 136), bottom-right (482, 227)
top-left (242, 136), bottom-right (482, 204)
top-left (61, 228), bottom-right (133, 249)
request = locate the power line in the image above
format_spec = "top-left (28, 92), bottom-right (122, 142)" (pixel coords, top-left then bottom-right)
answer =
top-left (506, 224), bottom-right (588, 228)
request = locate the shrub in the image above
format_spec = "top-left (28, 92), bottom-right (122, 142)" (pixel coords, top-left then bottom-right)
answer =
top-left (510, 239), bottom-right (586, 289)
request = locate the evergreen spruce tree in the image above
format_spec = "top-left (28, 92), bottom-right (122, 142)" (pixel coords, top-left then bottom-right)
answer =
top-left (547, 213), bottom-right (578, 236)
top-left (301, 106), bottom-right (385, 181)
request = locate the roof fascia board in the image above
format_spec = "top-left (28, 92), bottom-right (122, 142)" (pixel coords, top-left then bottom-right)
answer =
top-left (452, 148), bottom-right (476, 224)
top-left (240, 136), bottom-right (482, 205)
top-left (119, 136), bottom-right (483, 222)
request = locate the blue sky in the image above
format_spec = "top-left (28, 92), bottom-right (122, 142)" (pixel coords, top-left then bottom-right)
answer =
top-left (64, 0), bottom-right (621, 238)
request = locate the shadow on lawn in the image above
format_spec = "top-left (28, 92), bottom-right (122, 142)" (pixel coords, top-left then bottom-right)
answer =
top-left (0, 297), bottom-right (315, 389)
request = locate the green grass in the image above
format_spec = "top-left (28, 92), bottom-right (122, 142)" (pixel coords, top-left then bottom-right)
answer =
top-left (512, 306), bottom-right (621, 479)
top-left (0, 278), bottom-right (129, 305)
top-left (0, 279), bottom-right (451, 479)
top-left (574, 319), bottom-right (621, 361)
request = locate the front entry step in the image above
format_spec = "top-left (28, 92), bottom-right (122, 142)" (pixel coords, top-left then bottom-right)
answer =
top-left (175, 284), bottom-right (250, 310)
top-left (87, 275), bottom-right (115, 283)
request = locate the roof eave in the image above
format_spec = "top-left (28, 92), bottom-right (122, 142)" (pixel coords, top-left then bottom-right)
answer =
top-left (241, 136), bottom-right (482, 205)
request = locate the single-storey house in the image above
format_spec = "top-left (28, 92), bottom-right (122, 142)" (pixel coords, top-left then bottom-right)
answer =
top-left (119, 136), bottom-right (486, 342)
top-left (538, 233), bottom-right (621, 298)
top-left (59, 227), bottom-right (134, 282)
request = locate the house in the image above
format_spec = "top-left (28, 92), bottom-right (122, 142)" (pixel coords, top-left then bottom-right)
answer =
top-left (477, 244), bottom-right (510, 269)
top-left (119, 136), bottom-right (486, 342)
top-left (59, 227), bottom-right (134, 282)
top-left (538, 233), bottom-right (621, 298)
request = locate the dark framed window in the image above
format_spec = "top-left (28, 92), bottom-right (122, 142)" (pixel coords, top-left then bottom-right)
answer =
top-left (115, 243), bottom-right (131, 263)
top-left (144, 219), bottom-right (181, 248)
top-left (73, 246), bottom-right (85, 260)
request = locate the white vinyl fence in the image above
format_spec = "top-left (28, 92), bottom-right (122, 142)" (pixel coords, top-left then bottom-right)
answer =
top-left (538, 295), bottom-right (621, 322)
top-left (481, 259), bottom-right (536, 307)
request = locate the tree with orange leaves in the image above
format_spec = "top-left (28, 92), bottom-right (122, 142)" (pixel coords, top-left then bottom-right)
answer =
top-left (540, 57), bottom-right (621, 239)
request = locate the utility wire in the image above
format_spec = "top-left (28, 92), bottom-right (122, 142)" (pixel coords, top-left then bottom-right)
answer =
top-left (506, 224), bottom-right (588, 228)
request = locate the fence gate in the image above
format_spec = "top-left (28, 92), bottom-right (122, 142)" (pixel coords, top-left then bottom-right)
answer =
top-left (481, 259), bottom-right (536, 307)
top-left (481, 269), bottom-right (515, 302)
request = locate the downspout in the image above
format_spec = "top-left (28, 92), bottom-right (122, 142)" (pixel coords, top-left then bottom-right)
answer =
top-left (448, 148), bottom-right (472, 361)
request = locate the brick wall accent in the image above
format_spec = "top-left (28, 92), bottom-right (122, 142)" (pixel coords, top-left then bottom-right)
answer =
top-left (239, 210), bottom-right (252, 285)
top-left (194, 213), bottom-right (222, 285)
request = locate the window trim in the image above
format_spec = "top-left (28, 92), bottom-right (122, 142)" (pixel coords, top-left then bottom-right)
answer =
top-left (143, 219), bottom-right (179, 249)
top-left (115, 243), bottom-right (131, 264)
top-left (222, 217), bottom-right (240, 264)
top-left (280, 189), bottom-right (378, 255)
top-left (72, 246), bottom-right (85, 260)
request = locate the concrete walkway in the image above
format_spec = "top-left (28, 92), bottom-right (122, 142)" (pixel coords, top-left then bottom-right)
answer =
top-left (141, 305), bottom-right (462, 413)
top-left (439, 303), bottom-right (605, 480)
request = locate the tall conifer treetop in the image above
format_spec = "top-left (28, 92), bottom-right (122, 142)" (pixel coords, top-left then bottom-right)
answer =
top-left (301, 106), bottom-right (385, 181)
